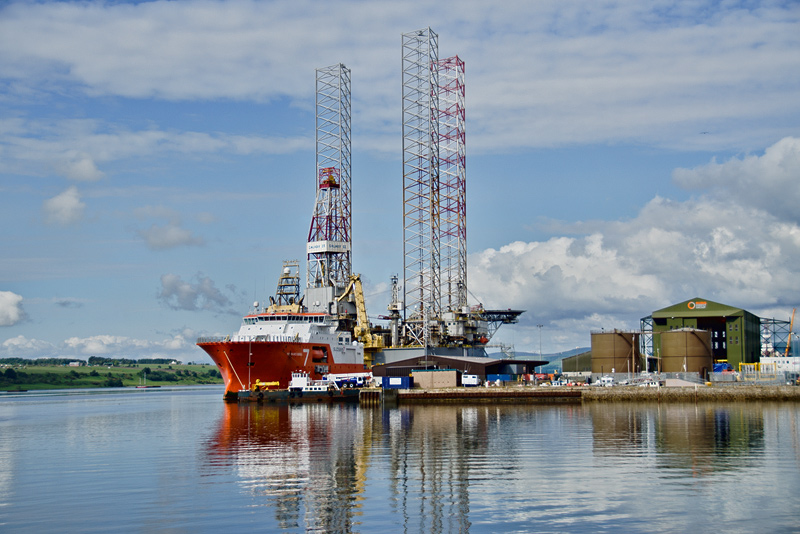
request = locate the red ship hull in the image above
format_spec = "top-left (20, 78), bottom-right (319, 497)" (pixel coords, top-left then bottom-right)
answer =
top-left (198, 340), bottom-right (368, 400)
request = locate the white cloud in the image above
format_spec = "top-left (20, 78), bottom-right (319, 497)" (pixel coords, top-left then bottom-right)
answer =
top-left (158, 273), bottom-right (234, 312)
top-left (56, 151), bottom-right (105, 181)
top-left (0, 291), bottom-right (25, 326)
top-left (472, 138), bottom-right (800, 352)
top-left (1, 335), bottom-right (54, 355)
top-left (0, 1), bottom-right (797, 153)
top-left (138, 221), bottom-right (205, 250)
top-left (61, 333), bottom-right (192, 358)
top-left (0, 118), bottom-right (310, 180)
top-left (673, 136), bottom-right (800, 222)
top-left (42, 185), bottom-right (85, 225)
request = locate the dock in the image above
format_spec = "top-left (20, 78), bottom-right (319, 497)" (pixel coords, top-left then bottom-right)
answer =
top-left (357, 385), bottom-right (800, 405)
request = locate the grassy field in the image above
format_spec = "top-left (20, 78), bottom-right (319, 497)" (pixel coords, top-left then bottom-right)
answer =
top-left (0, 363), bottom-right (223, 391)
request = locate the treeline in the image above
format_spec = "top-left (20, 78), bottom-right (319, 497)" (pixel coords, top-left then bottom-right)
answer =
top-left (88, 356), bottom-right (137, 366)
top-left (1, 367), bottom-right (124, 388)
top-left (141, 367), bottom-right (221, 382)
top-left (1, 365), bottom-right (221, 390)
top-left (1, 357), bottom-right (203, 367)
top-left (0, 357), bottom-right (87, 366)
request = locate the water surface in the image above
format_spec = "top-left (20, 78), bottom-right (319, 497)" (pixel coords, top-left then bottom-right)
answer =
top-left (1, 387), bottom-right (798, 533)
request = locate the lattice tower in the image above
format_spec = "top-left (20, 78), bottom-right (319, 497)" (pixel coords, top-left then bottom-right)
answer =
top-left (436, 56), bottom-right (467, 311)
top-left (308, 64), bottom-right (352, 290)
top-left (402, 28), bottom-right (440, 344)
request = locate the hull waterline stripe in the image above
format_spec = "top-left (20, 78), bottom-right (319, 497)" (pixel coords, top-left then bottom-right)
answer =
top-left (224, 350), bottom-right (246, 390)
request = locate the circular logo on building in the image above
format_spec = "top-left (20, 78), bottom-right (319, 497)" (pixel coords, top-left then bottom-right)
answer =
top-left (688, 302), bottom-right (695, 309)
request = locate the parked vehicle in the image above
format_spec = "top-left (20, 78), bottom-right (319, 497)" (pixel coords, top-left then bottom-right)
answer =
top-left (462, 374), bottom-right (481, 387)
top-left (596, 375), bottom-right (615, 387)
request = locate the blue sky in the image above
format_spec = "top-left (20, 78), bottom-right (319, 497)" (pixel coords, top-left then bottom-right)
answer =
top-left (1, 0), bottom-right (799, 361)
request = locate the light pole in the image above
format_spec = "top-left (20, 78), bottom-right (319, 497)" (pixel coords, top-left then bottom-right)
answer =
top-left (537, 324), bottom-right (543, 357)
top-left (537, 324), bottom-right (543, 380)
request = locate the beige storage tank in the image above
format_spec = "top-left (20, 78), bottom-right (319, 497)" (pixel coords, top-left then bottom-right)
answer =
top-left (659, 329), bottom-right (713, 373)
top-left (591, 331), bottom-right (641, 374)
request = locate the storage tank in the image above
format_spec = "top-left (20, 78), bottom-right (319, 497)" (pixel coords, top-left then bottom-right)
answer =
top-left (659, 329), bottom-right (712, 374)
top-left (591, 331), bottom-right (641, 374)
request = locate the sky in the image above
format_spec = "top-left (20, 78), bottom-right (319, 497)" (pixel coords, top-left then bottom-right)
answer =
top-left (1, 0), bottom-right (799, 362)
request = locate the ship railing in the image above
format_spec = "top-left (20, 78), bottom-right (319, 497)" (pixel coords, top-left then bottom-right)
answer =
top-left (197, 336), bottom-right (227, 343)
top-left (196, 334), bottom-right (303, 343)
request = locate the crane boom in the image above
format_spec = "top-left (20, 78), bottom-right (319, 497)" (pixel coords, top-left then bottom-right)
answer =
top-left (786, 308), bottom-right (796, 357)
top-left (337, 274), bottom-right (385, 362)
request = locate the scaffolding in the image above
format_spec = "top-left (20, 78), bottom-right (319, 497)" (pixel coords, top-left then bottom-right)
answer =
top-left (308, 64), bottom-right (352, 290)
top-left (760, 317), bottom-right (792, 357)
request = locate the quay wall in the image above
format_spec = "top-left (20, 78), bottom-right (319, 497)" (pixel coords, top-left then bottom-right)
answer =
top-left (389, 386), bottom-right (800, 404)
top-left (582, 385), bottom-right (800, 403)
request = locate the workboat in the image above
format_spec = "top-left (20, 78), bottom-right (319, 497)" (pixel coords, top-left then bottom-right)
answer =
top-left (197, 263), bottom-right (369, 400)
top-left (238, 371), bottom-right (362, 404)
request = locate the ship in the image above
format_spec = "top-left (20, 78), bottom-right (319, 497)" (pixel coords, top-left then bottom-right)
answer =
top-left (197, 261), bottom-right (370, 400)
top-left (198, 39), bottom-right (525, 400)
top-left (197, 258), bottom-right (523, 400)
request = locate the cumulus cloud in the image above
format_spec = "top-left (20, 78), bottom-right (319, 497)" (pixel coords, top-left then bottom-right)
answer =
top-left (0, 291), bottom-right (26, 326)
top-left (158, 273), bottom-right (234, 312)
top-left (61, 333), bottom-right (193, 359)
top-left (1, 335), bottom-right (54, 355)
top-left (473, 138), bottom-right (800, 351)
top-left (42, 185), bottom-right (85, 225)
top-left (673, 136), bottom-right (800, 223)
top-left (63, 334), bottom-right (149, 355)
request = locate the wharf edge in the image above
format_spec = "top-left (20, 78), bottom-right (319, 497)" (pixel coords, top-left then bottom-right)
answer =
top-left (357, 385), bottom-right (800, 405)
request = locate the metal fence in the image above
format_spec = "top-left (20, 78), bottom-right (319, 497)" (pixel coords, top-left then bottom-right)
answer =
top-left (709, 371), bottom-right (799, 386)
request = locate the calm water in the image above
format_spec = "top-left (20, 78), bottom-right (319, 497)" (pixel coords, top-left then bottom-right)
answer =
top-left (1, 387), bottom-right (799, 533)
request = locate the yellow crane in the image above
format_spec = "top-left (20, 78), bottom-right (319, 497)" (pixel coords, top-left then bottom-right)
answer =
top-left (337, 274), bottom-right (385, 365)
top-left (786, 308), bottom-right (796, 357)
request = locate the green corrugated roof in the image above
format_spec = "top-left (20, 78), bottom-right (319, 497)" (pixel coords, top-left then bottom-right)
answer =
top-left (651, 297), bottom-right (745, 318)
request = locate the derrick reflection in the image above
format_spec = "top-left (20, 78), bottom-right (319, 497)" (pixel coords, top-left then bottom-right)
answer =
top-left (204, 402), bottom-right (366, 532)
top-left (204, 402), bottom-right (495, 533)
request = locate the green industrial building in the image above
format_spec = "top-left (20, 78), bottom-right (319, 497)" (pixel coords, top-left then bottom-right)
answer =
top-left (642, 297), bottom-right (761, 370)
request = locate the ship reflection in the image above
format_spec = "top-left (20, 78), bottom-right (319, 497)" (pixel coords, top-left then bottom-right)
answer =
top-left (203, 402), bottom-right (492, 533)
top-left (590, 404), bottom-right (765, 477)
top-left (204, 402), bottom-right (366, 532)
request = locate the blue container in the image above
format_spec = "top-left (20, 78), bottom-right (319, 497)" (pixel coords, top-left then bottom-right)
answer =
top-left (382, 376), bottom-right (412, 389)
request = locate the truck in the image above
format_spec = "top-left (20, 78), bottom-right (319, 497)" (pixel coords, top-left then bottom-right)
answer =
top-left (322, 372), bottom-right (373, 388)
top-left (462, 374), bottom-right (481, 387)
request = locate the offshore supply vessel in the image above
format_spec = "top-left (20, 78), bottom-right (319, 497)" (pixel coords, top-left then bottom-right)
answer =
top-left (197, 32), bottom-right (522, 399)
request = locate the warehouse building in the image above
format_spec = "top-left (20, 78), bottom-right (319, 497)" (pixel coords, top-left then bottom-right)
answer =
top-left (640, 297), bottom-right (761, 372)
top-left (371, 355), bottom-right (548, 381)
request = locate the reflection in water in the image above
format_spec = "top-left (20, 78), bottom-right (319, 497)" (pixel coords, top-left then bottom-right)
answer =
top-left (204, 401), bottom-right (797, 533)
top-left (204, 403), bottom-right (366, 532)
top-left (590, 404), bottom-right (765, 477)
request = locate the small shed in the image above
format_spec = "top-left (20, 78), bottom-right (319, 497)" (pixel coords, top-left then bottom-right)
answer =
top-left (411, 369), bottom-right (459, 389)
